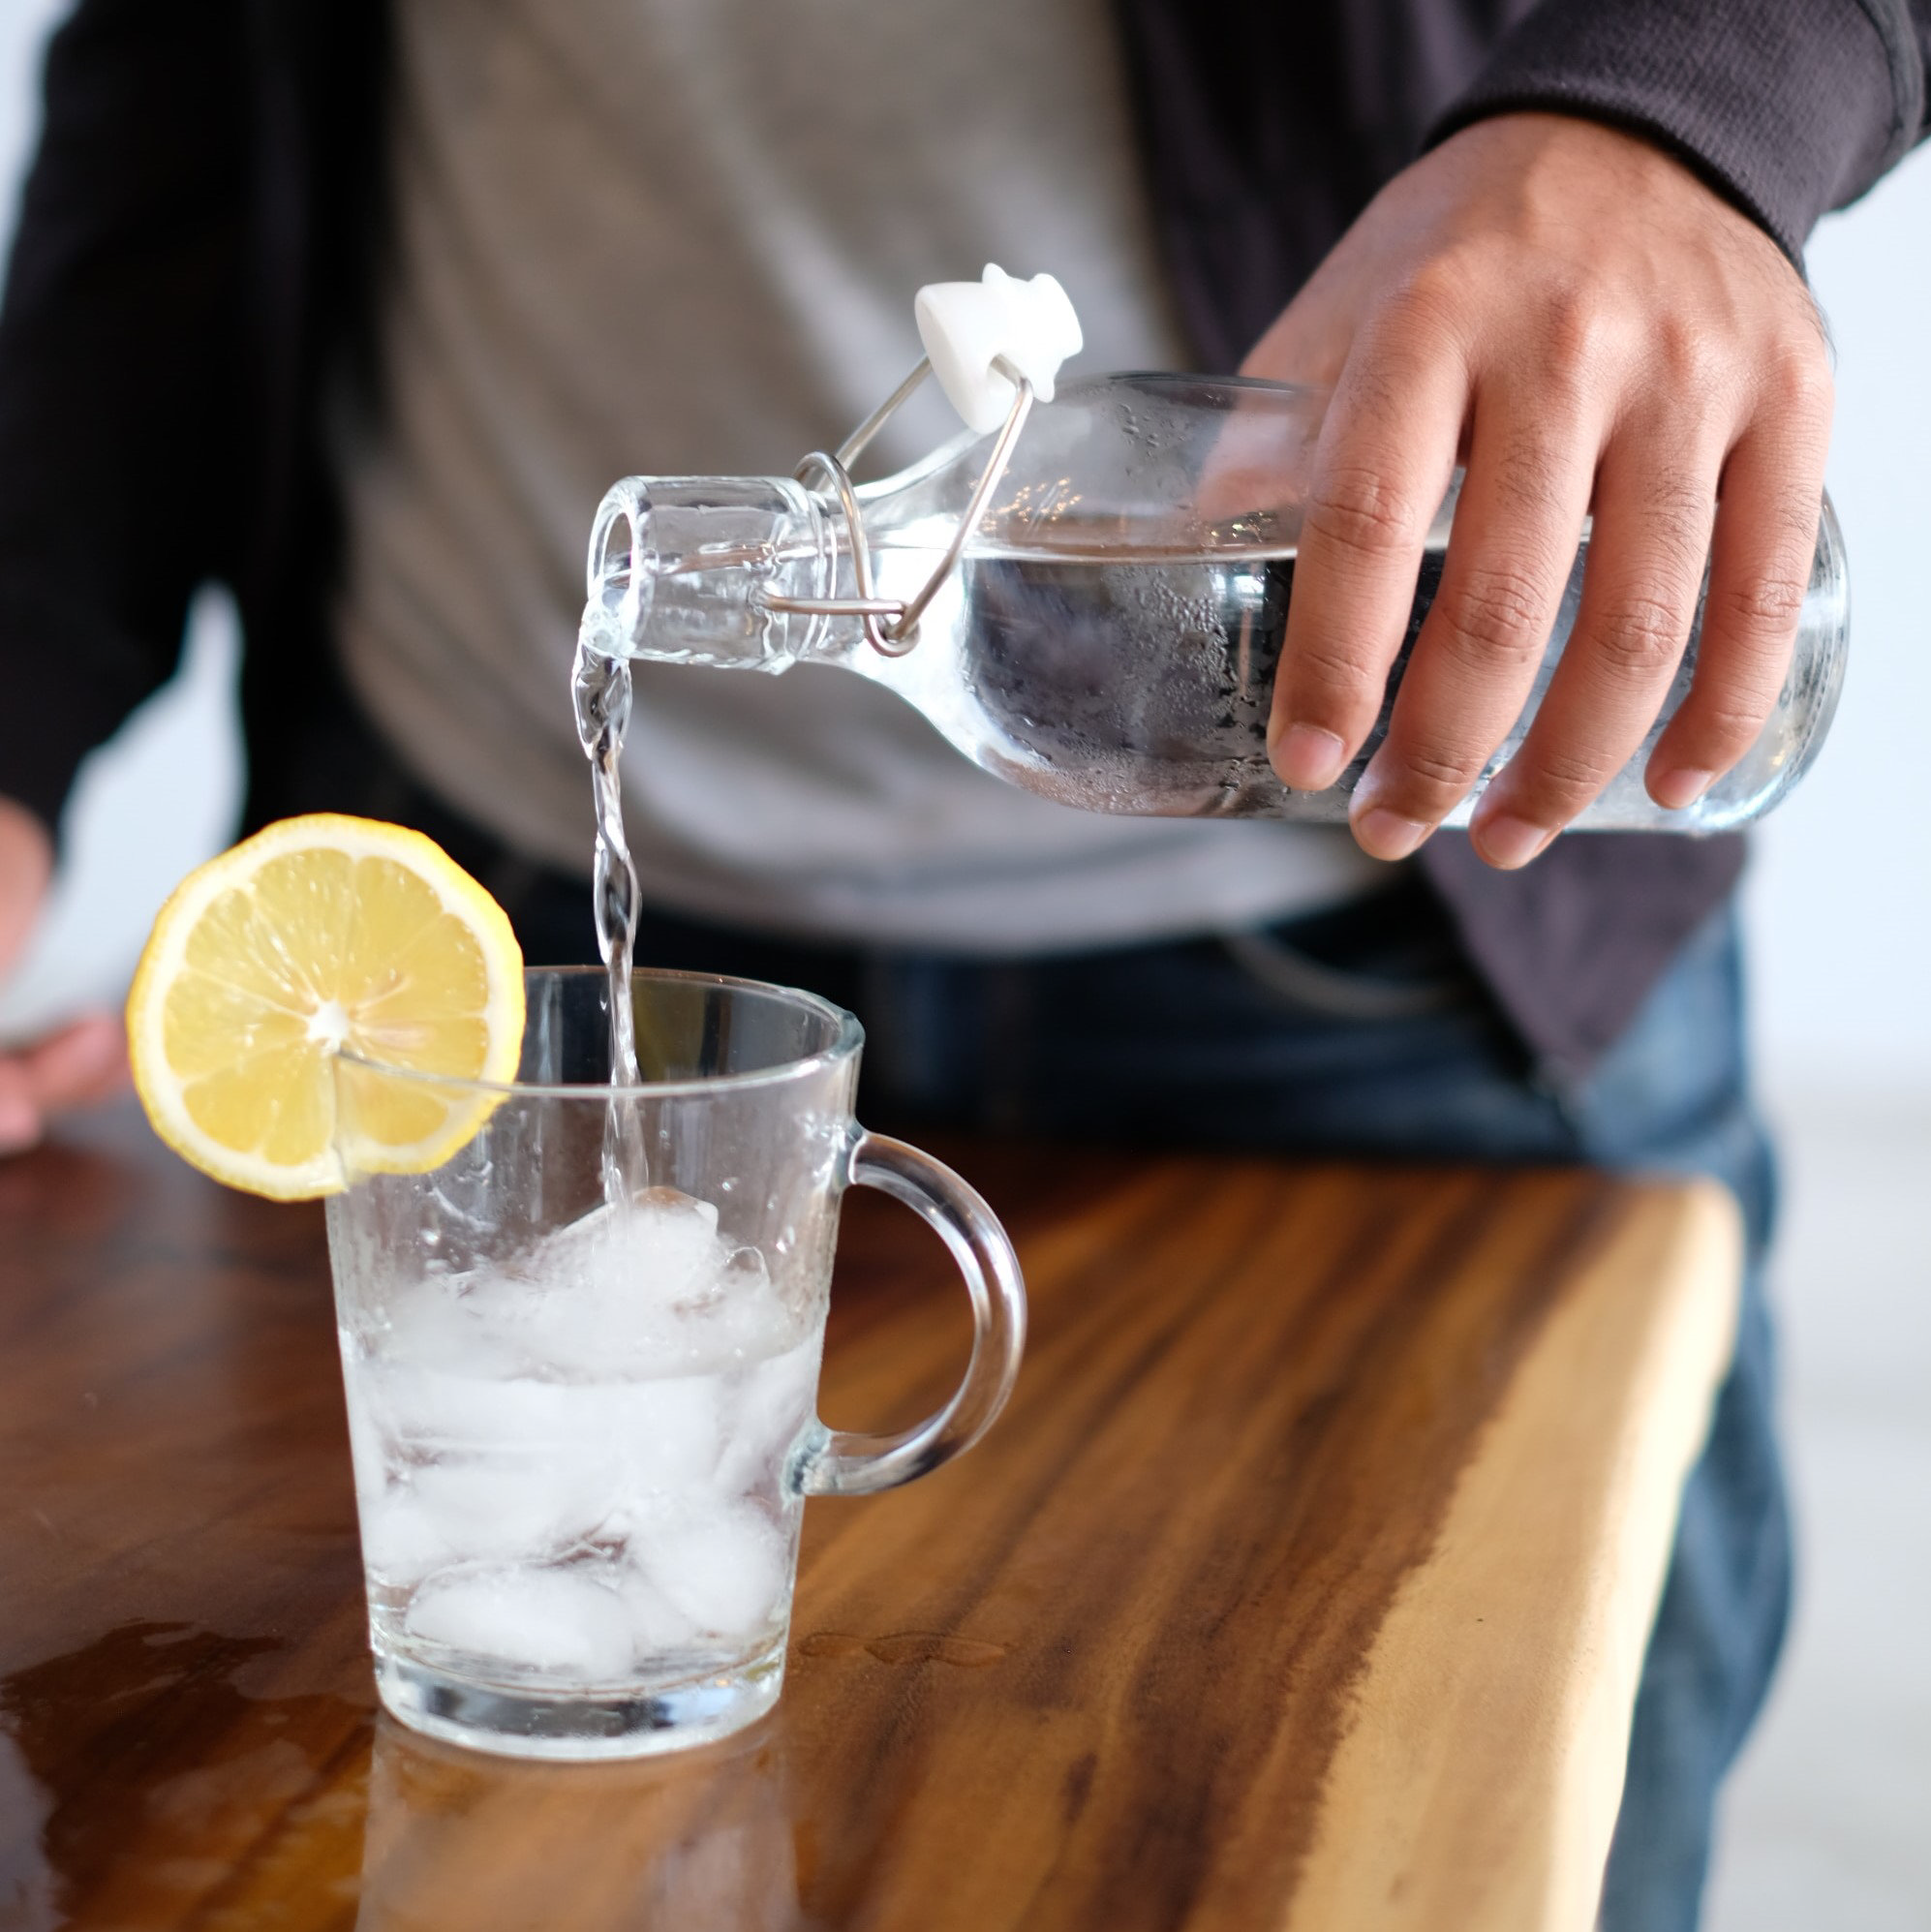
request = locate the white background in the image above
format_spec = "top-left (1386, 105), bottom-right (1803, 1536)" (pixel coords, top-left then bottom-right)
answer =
top-left (1746, 156), bottom-right (1931, 1100)
top-left (2, 5), bottom-right (1925, 1924)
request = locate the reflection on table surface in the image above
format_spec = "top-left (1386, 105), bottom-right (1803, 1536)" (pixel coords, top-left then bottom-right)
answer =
top-left (357, 1716), bottom-right (804, 1931)
top-left (0, 1103), bottom-right (1741, 1931)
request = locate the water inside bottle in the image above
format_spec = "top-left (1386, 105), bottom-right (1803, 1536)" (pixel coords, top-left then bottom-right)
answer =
top-left (919, 533), bottom-right (1834, 828)
top-left (867, 532), bottom-right (1457, 818)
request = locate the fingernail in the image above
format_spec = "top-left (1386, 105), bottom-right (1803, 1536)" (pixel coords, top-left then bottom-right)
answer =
top-left (1650, 768), bottom-right (1713, 811)
top-left (1353, 807), bottom-right (1433, 861)
top-left (1475, 813), bottom-right (1554, 870)
top-left (1272, 722), bottom-right (1347, 791)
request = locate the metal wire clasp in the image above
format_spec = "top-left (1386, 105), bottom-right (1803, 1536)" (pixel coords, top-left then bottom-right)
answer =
top-left (757, 353), bottom-right (1035, 657)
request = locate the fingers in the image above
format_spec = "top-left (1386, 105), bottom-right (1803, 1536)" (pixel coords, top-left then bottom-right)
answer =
top-left (1470, 421), bottom-right (1720, 863)
top-left (1646, 391), bottom-right (1832, 806)
top-left (0, 1013), bottom-right (130, 1156)
top-left (1350, 383), bottom-right (1597, 858)
top-left (0, 1058), bottom-right (36, 1154)
top-left (27, 1012), bottom-right (132, 1107)
top-left (0, 799), bottom-right (57, 1156)
top-left (1266, 296), bottom-right (1467, 798)
top-left (0, 798), bottom-right (54, 977)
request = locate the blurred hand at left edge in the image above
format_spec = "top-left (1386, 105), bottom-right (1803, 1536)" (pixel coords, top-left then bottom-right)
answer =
top-left (0, 794), bottom-right (130, 1155)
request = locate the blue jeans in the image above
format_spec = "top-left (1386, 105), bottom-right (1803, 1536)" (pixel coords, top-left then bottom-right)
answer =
top-left (510, 871), bottom-right (1789, 1932)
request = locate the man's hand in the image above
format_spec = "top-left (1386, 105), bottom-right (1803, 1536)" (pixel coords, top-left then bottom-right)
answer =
top-left (0, 797), bottom-right (129, 1153)
top-left (1244, 112), bottom-right (1832, 867)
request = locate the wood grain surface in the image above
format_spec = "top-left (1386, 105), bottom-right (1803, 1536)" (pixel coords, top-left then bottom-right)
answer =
top-left (0, 1102), bottom-right (1740, 1931)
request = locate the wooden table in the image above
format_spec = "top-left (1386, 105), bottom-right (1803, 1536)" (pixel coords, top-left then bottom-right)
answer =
top-left (0, 1102), bottom-right (1741, 1931)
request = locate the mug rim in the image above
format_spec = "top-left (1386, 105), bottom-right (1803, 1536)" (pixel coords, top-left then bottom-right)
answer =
top-left (336, 965), bottom-right (865, 1100)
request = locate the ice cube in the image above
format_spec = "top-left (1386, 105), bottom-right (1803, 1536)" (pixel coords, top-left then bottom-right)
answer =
top-left (357, 1488), bottom-right (459, 1588)
top-left (408, 1377), bottom-right (731, 1559)
top-left (550, 1187), bottom-right (721, 1311)
top-left (341, 1366), bottom-right (391, 1505)
top-left (503, 1185), bottom-right (795, 1379)
top-left (406, 1457), bottom-right (605, 1563)
top-left (601, 1371), bottom-right (726, 1492)
top-left (547, 1186), bottom-right (720, 1281)
top-left (698, 1246), bottom-right (801, 1365)
top-left (635, 1507), bottom-right (788, 1641)
top-left (463, 1189), bottom-right (699, 1376)
top-left (711, 1335), bottom-right (823, 1497)
top-left (622, 1186), bottom-right (723, 1280)
top-left (367, 1360), bottom-right (619, 1464)
top-left (379, 1274), bottom-right (523, 1379)
top-left (405, 1567), bottom-right (636, 1680)
top-left (618, 1568), bottom-right (702, 1658)
top-left (360, 1361), bottom-right (519, 1456)
top-left (368, 1186), bottom-right (807, 1414)
top-left (356, 1357), bottom-right (755, 1583)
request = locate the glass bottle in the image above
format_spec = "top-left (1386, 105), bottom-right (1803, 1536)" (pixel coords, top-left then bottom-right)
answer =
top-left (578, 371), bottom-right (1847, 831)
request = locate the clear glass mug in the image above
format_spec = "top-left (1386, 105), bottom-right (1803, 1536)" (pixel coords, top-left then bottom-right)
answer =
top-left (324, 967), bottom-right (1027, 1760)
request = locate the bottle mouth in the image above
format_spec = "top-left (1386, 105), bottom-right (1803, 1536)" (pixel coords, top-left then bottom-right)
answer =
top-left (583, 479), bottom-right (656, 656)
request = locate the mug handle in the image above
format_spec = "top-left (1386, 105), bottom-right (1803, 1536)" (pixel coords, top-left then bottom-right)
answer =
top-left (797, 1132), bottom-right (1027, 1498)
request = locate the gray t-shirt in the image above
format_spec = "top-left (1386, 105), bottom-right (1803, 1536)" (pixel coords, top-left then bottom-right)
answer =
top-left (335, 0), bottom-right (1384, 951)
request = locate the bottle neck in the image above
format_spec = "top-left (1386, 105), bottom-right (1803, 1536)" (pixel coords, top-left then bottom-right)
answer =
top-left (583, 475), bottom-right (842, 669)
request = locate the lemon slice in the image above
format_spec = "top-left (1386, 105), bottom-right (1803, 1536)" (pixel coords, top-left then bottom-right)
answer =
top-left (127, 814), bottom-right (526, 1199)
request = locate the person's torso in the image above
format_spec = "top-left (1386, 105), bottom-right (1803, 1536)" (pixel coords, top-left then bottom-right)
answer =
top-left (332, 0), bottom-right (1385, 951)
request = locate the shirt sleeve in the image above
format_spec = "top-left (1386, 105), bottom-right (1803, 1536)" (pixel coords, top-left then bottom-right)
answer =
top-left (1427, 0), bottom-right (1931, 262)
top-left (0, 0), bottom-right (248, 839)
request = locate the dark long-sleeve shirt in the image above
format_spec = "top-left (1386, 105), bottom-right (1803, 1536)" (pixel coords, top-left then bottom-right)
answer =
top-left (2, 0), bottom-right (1926, 1073)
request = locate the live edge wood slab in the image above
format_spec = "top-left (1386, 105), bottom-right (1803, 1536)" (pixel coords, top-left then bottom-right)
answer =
top-left (0, 1102), bottom-right (1740, 1932)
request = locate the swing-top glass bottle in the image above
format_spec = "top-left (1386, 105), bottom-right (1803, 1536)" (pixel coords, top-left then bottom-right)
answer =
top-left (577, 362), bottom-right (1848, 832)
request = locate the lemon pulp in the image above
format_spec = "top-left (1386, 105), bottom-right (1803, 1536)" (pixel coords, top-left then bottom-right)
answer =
top-left (127, 814), bottom-right (525, 1199)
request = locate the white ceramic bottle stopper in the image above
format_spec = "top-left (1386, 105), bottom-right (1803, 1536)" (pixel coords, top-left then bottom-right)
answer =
top-left (913, 266), bottom-right (1084, 433)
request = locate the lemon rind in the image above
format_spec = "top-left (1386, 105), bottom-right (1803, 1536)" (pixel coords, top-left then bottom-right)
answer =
top-left (127, 813), bottom-right (526, 1201)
